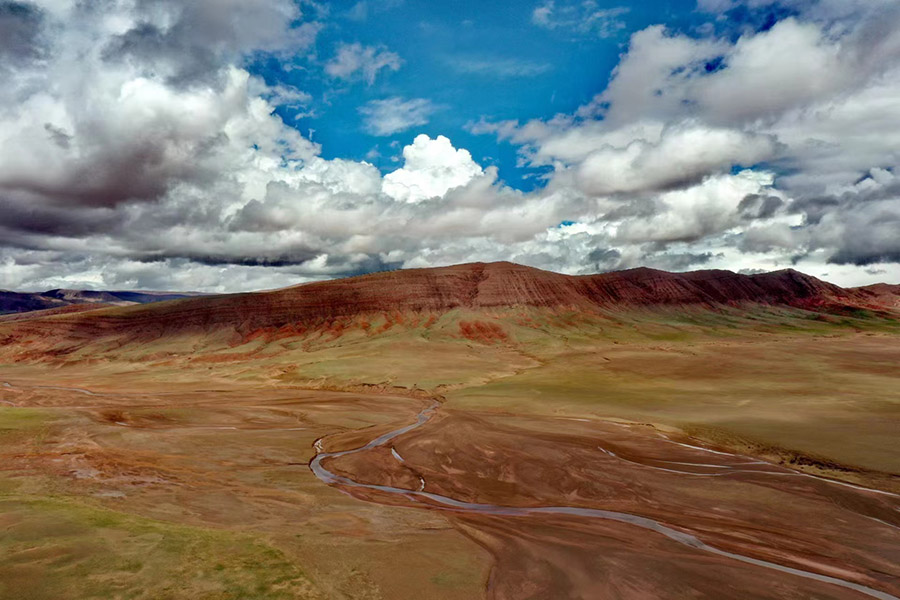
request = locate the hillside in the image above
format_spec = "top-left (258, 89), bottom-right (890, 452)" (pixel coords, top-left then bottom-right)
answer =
top-left (0, 261), bottom-right (896, 375)
top-left (0, 262), bottom-right (894, 342)
top-left (853, 283), bottom-right (900, 309)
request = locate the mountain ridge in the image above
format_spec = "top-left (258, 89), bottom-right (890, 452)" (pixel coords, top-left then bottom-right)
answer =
top-left (1, 261), bottom-right (894, 330)
top-left (0, 261), bottom-right (896, 364)
top-left (0, 289), bottom-right (208, 316)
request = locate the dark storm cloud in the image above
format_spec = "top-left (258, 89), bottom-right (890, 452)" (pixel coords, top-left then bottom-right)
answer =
top-left (778, 170), bottom-right (900, 267)
top-left (646, 252), bottom-right (718, 271)
top-left (0, 1), bottom-right (44, 62)
top-left (129, 251), bottom-right (401, 280)
top-left (588, 247), bottom-right (717, 275)
top-left (830, 249), bottom-right (900, 266)
top-left (103, 22), bottom-right (223, 88)
top-left (789, 195), bottom-right (840, 225)
top-left (587, 248), bottom-right (622, 271)
top-left (43, 123), bottom-right (72, 149)
top-left (826, 207), bottom-right (900, 266)
top-left (322, 254), bottom-right (404, 278)
top-left (600, 197), bottom-right (658, 221)
top-left (738, 194), bottom-right (782, 220)
top-left (789, 175), bottom-right (900, 223)
top-left (0, 195), bottom-right (126, 238)
top-left (103, 0), bottom-right (318, 87)
top-left (134, 251), bottom-right (321, 268)
top-left (3, 249), bottom-right (91, 266)
top-left (4, 134), bottom-right (227, 208)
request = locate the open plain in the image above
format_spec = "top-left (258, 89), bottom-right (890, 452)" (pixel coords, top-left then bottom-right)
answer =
top-left (1, 263), bottom-right (899, 599)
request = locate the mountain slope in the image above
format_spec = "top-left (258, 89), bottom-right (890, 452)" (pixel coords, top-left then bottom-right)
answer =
top-left (852, 283), bottom-right (900, 309)
top-left (0, 261), bottom-right (897, 392)
top-left (0, 262), bottom-right (893, 346)
top-left (0, 291), bottom-right (70, 315)
top-left (575, 267), bottom-right (857, 308)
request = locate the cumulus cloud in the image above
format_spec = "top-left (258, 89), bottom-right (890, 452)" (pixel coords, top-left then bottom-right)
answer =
top-left (383, 135), bottom-right (485, 203)
top-left (359, 97), bottom-right (437, 136)
top-left (800, 169), bottom-right (900, 266)
top-left (325, 42), bottom-right (402, 85)
top-left (470, 3), bottom-right (900, 283)
top-left (573, 124), bottom-right (778, 195)
top-left (579, 15), bottom-right (900, 131)
top-left (615, 170), bottom-right (782, 244)
top-left (0, 65), bottom-right (315, 209)
top-left (104, 0), bottom-right (320, 86)
top-left (0, 0), bottom-right (320, 214)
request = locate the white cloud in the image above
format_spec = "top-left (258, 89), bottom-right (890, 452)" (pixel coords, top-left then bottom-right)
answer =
top-left (447, 57), bottom-right (552, 78)
top-left (470, 4), bottom-right (900, 280)
top-left (345, 0), bottom-right (404, 22)
top-left (325, 42), bottom-right (402, 85)
top-left (252, 81), bottom-right (312, 107)
top-left (358, 97), bottom-right (437, 136)
top-left (574, 124), bottom-right (778, 195)
top-left (531, 2), bottom-right (554, 27)
top-left (383, 135), bottom-right (484, 203)
top-left (582, 16), bottom-right (900, 128)
top-left (695, 19), bottom-right (849, 123)
top-left (696, 0), bottom-right (779, 12)
top-left (579, 25), bottom-right (725, 125)
top-left (346, 1), bottom-right (369, 21)
top-left (531, 1), bottom-right (629, 38)
top-left (615, 170), bottom-right (781, 244)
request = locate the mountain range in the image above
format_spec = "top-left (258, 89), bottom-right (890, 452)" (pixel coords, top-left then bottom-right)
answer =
top-left (1, 262), bottom-right (898, 363)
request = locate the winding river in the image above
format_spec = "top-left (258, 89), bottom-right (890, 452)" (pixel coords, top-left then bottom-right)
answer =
top-left (309, 401), bottom-right (899, 600)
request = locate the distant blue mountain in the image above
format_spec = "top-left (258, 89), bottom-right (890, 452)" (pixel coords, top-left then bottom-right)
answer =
top-left (0, 289), bottom-right (205, 316)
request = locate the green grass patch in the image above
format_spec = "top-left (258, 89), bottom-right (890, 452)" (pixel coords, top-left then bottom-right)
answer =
top-left (0, 496), bottom-right (319, 600)
top-left (0, 408), bottom-right (50, 444)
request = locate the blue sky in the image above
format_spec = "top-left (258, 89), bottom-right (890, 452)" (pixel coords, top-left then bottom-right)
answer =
top-left (1, 0), bottom-right (899, 292)
top-left (252, 0), bottom-right (754, 189)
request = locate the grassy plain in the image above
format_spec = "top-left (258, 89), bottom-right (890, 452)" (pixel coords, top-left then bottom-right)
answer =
top-left (448, 332), bottom-right (900, 478)
top-left (0, 385), bottom-right (489, 600)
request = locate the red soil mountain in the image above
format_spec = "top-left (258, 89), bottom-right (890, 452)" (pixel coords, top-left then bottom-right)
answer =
top-left (852, 283), bottom-right (900, 309)
top-left (0, 262), bottom-right (893, 348)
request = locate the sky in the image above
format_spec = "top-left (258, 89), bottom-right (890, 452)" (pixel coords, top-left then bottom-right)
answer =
top-left (1, 0), bottom-right (899, 292)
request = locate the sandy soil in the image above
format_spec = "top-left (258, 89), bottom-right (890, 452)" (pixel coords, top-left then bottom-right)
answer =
top-left (322, 409), bottom-right (900, 599)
